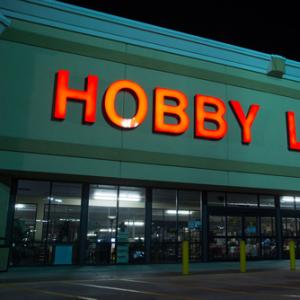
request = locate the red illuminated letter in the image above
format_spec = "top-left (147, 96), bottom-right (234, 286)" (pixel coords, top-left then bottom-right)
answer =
top-left (287, 112), bottom-right (300, 151)
top-left (154, 87), bottom-right (189, 135)
top-left (54, 70), bottom-right (98, 123)
top-left (195, 95), bottom-right (227, 140)
top-left (104, 80), bottom-right (148, 128)
top-left (229, 101), bottom-right (260, 144)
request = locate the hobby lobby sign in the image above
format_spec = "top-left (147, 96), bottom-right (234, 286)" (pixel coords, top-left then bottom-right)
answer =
top-left (53, 70), bottom-right (300, 151)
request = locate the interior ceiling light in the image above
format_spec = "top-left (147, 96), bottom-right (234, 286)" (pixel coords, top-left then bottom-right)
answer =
top-left (166, 210), bottom-right (192, 215)
top-left (281, 196), bottom-right (294, 203)
top-left (93, 190), bottom-right (142, 202)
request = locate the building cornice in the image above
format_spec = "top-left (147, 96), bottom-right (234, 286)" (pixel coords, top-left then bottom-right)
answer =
top-left (1, 0), bottom-right (300, 81)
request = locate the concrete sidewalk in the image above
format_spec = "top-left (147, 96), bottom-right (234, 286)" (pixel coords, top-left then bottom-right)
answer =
top-left (0, 259), bottom-right (296, 283)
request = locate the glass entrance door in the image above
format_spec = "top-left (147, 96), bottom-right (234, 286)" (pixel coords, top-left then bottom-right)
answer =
top-left (86, 185), bottom-right (146, 265)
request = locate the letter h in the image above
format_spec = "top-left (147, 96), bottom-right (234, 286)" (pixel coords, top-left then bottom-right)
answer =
top-left (53, 70), bottom-right (98, 123)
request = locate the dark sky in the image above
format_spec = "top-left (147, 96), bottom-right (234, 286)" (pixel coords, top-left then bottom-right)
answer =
top-left (60, 0), bottom-right (299, 61)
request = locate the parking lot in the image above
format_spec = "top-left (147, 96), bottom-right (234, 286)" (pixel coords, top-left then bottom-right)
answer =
top-left (2, 268), bottom-right (300, 299)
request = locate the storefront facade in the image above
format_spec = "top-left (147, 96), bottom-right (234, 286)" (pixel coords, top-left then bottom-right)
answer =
top-left (2, 0), bottom-right (300, 270)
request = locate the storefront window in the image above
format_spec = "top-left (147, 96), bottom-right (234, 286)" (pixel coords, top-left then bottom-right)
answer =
top-left (12, 180), bottom-right (49, 266)
top-left (280, 196), bottom-right (295, 209)
top-left (209, 238), bottom-right (226, 259)
top-left (12, 180), bottom-right (82, 266)
top-left (246, 238), bottom-right (259, 257)
top-left (296, 197), bottom-right (300, 210)
top-left (259, 195), bottom-right (275, 208)
top-left (244, 216), bottom-right (257, 236)
top-left (209, 216), bottom-right (226, 236)
top-left (151, 189), bottom-right (202, 263)
top-left (227, 193), bottom-right (257, 207)
top-left (152, 189), bottom-right (177, 263)
top-left (227, 216), bottom-right (242, 236)
top-left (207, 192), bottom-right (225, 206)
top-left (46, 182), bottom-right (82, 264)
top-left (87, 185), bottom-right (117, 265)
top-left (282, 217), bottom-right (296, 237)
top-left (261, 217), bottom-right (275, 236)
top-left (177, 190), bottom-right (201, 261)
top-left (117, 186), bottom-right (145, 263)
top-left (227, 237), bottom-right (240, 258)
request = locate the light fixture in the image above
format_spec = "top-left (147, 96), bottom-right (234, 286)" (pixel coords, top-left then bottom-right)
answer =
top-left (48, 197), bottom-right (62, 203)
top-left (87, 233), bottom-right (96, 237)
top-left (124, 221), bottom-right (144, 226)
top-left (281, 196), bottom-right (294, 203)
top-left (15, 204), bottom-right (25, 209)
top-left (93, 189), bottom-right (142, 202)
top-left (166, 210), bottom-right (192, 215)
top-left (99, 228), bottom-right (116, 232)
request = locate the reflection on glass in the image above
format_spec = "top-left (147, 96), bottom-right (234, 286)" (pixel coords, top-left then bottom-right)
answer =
top-left (280, 196), bottom-right (295, 209)
top-left (259, 195), bottom-right (275, 208)
top-left (227, 193), bottom-right (257, 207)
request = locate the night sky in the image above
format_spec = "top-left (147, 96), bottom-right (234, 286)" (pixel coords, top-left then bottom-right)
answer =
top-left (60, 1), bottom-right (299, 62)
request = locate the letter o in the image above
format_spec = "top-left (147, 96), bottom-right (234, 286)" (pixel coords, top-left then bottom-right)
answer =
top-left (104, 80), bottom-right (148, 128)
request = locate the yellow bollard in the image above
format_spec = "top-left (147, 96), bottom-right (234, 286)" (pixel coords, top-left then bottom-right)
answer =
top-left (182, 240), bottom-right (189, 275)
top-left (289, 240), bottom-right (296, 271)
top-left (240, 239), bottom-right (246, 273)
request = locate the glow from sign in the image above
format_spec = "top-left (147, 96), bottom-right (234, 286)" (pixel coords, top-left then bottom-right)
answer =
top-left (54, 70), bottom-right (98, 123)
top-left (229, 101), bottom-right (260, 144)
top-left (104, 80), bottom-right (148, 129)
top-left (52, 70), bottom-right (300, 151)
top-left (195, 95), bottom-right (227, 140)
top-left (153, 87), bottom-right (189, 134)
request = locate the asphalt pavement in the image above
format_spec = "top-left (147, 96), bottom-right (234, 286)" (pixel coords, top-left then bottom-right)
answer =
top-left (1, 260), bottom-right (300, 299)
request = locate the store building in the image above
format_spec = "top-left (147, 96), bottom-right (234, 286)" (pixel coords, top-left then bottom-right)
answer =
top-left (1, 0), bottom-right (300, 271)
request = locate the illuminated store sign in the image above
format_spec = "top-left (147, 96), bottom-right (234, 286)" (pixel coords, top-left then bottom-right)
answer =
top-left (53, 70), bottom-right (299, 150)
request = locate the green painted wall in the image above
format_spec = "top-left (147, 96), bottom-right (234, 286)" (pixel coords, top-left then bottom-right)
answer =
top-left (1, 19), bottom-right (300, 192)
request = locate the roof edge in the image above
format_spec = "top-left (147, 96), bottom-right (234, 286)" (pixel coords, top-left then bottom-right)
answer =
top-left (1, 0), bottom-right (300, 81)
